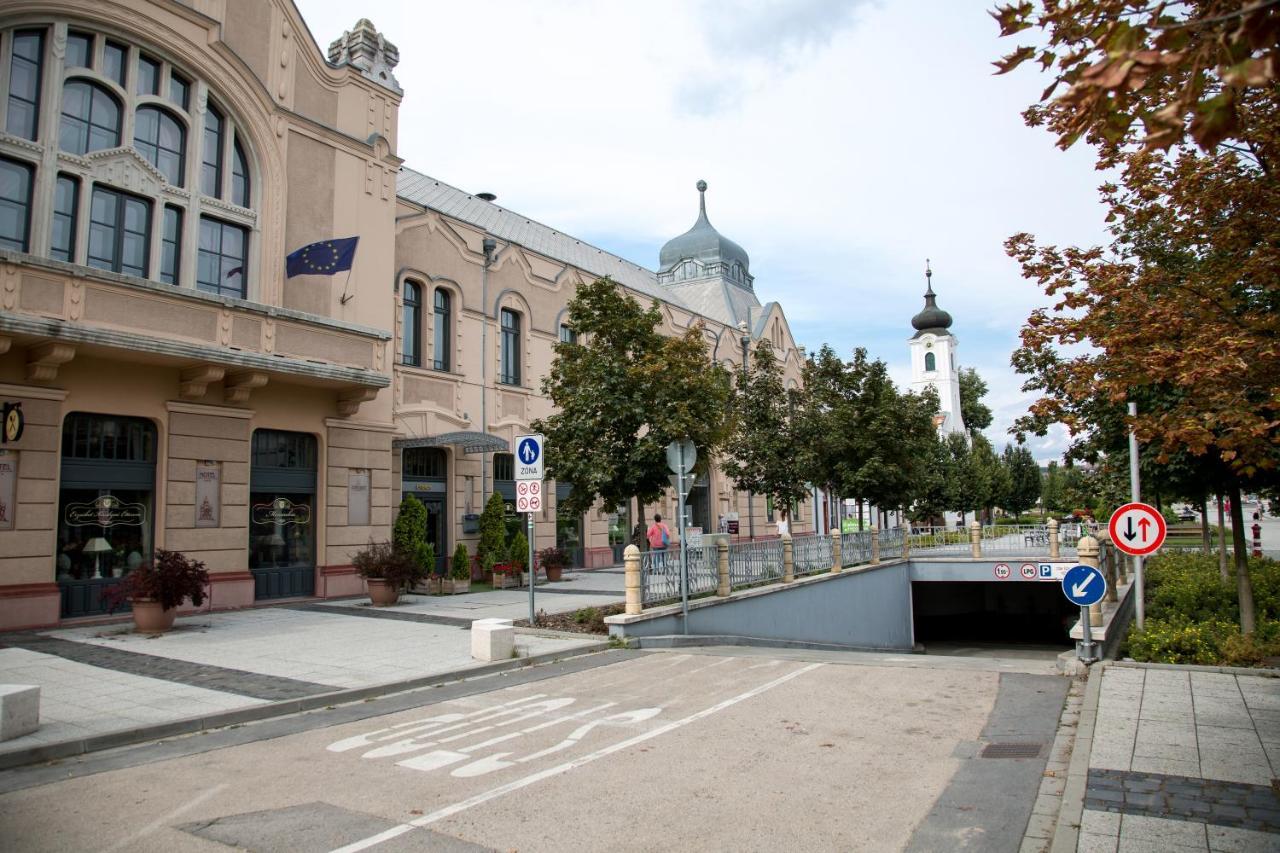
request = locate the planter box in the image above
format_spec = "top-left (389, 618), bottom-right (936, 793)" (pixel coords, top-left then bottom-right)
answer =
top-left (442, 578), bottom-right (471, 595)
top-left (415, 576), bottom-right (442, 595)
top-left (492, 573), bottom-right (519, 589)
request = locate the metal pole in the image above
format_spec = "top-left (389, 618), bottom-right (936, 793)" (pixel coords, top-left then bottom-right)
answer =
top-left (1078, 604), bottom-right (1096, 662)
top-left (1128, 400), bottom-right (1144, 630)
top-left (527, 510), bottom-right (535, 625)
top-left (678, 464), bottom-right (689, 633)
top-left (740, 331), bottom-right (754, 542)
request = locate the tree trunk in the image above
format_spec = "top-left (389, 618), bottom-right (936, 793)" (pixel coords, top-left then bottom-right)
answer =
top-left (857, 500), bottom-right (864, 530)
top-left (1199, 495), bottom-right (1210, 556)
top-left (1229, 484), bottom-right (1256, 635)
top-left (1216, 490), bottom-right (1229, 581)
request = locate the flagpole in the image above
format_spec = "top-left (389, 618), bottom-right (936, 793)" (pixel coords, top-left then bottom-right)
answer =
top-left (339, 267), bottom-right (354, 305)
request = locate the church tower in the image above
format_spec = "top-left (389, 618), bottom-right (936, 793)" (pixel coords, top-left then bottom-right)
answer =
top-left (908, 261), bottom-right (966, 436)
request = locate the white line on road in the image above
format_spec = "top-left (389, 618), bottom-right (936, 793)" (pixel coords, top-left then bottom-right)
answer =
top-left (328, 662), bottom-right (824, 853)
top-left (98, 782), bottom-right (228, 853)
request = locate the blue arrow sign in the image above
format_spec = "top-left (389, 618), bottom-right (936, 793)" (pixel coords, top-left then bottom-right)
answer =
top-left (1061, 564), bottom-right (1106, 607)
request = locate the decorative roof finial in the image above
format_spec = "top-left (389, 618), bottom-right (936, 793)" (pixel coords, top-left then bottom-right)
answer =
top-left (925, 258), bottom-right (934, 295)
top-left (696, 179), bottom-right (708, 219)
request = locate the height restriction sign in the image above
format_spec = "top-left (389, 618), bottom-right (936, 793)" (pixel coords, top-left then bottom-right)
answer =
top-left (516, 480), bottom-right (542, 514)
top-left (1108, 502), bottom-right (1167, 557)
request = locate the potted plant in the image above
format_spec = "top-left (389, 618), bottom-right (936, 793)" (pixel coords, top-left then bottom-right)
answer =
top-left (103, 549), bottom-right (210, 633)
top-left (352, 540), bottom-right (424, 606)
top-left (444, 542), bottom-right (471, 594)
top-left (394, 494), bottom-right (439, 593)
top-left (509, 529), bottom-right (532, 586)
top-left (477, 491), bottom-right (507, 582)
top-left (538, 546), bottom-right (570, 582)
top-left (491, 562), bottom-right (519, 589)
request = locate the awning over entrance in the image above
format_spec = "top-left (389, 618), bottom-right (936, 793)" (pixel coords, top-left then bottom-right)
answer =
top-left (394, 432), bottom-right (510, 455)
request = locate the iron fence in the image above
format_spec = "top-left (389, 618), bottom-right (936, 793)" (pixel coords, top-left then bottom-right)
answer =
top-left (640, 545), bottom-right (718, 606)
top-left (841, 530), bottom-right (873, 566)
top-left (728, 538), bottom-right (784, 588)
top-left (791, 533), bottom-right (832, 577)
top-left (880, 526), bottom-right (905, 555)
top-left (909, 526), bottom-right (970, 555)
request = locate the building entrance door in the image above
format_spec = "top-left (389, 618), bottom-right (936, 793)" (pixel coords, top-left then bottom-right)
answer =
top-left (403, 447), bottom-right (448, 574)
top-left (422, 495), bottom-right (446, 574)
top-left (248, 430), bottom-right (316, 600)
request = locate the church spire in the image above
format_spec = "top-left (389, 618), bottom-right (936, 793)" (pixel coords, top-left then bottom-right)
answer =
top-left (911, 258), bottom-right (953, 334)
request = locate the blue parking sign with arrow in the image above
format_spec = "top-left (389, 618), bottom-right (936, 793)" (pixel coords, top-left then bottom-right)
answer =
top-left (1061, 564), bottom-right (1106, 607)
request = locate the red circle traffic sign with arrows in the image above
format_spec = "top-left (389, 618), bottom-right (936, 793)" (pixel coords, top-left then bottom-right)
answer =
top-left (1108, 502), bottom-right (1167, 556)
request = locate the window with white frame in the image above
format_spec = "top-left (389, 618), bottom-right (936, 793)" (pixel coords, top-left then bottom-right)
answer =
top-left (0, 21), bottom-right (257, 298)
top-left (499, 308), bottom-right (521, 386)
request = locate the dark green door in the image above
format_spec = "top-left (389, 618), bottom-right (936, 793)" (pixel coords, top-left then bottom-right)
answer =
top-left (248, 430), bottom-right (316, 600)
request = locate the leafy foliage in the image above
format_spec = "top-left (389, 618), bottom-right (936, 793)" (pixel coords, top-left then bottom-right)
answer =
top-left (104, 549), bottom-right (209, 612)
top-left (478, 491), bottom-right (508, 573)
top-left (451, 542), bottom-right (470, 581)
top-left (1003, 444), bottom-right (1042, 517)
top-left (351, 540), bottom-right (426, 590)
top-left (508, 528), bottom-right (529, 571)
top-left (393, 494), bottom-right (435, 576)
top-left (534, 277), bottom-right (732, 517)
top-left (958, 367), bottom-right (994, 434)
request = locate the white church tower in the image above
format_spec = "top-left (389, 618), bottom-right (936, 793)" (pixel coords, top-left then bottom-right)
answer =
top-left (909, 261), bottom-right (966, 437)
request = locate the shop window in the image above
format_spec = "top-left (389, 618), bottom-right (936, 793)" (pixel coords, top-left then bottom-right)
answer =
top-left (59, 79), bottom-right (121, 155)
top-left (88, 186), bottom-right (150, 278)
top-left (6, 29), bottom-right (44, 140)
top-left (50, 174), bottom-right (78, 261)
top-left (103, 40), bottom-right (127, 87)
top-left (133, 106), bottom-right (185, 186)
top-left (201, 103), bottom-right (224, 197)
top-left (197, 215), bottom-right (246, 297)
top-left (159, 205), bottom-right (181, 284)
top-left (499, 308), bottom-right (521, 385)
top-left (402, 280), bottom-right (421, 366)
top-left (249, 430), bottom-right (317, 599)
top-left (0, 157), bottom-right (33, 252)
top-left (433, 288), bottom-right (451, 370)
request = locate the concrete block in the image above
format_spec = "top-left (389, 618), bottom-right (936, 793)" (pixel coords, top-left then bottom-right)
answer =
top-left (471, 618), bottom-right (515, 662)
top-left (0, 685), bottom-right (40, 741)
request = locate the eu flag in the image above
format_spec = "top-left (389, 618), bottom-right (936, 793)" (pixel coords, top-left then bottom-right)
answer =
top-left (285, 237), bottom-right (359, 278)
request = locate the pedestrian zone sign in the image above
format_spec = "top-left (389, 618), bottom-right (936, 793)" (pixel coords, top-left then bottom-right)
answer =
top-left (515, 433), bottom-right (544, 481)
top-left (1108, 502), bottom-right (1166, 557)
top-left (516, 480), bottom-right (542, 514)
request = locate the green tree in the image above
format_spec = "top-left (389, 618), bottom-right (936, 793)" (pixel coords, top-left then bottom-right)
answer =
top-left (945, 432), bottom-right (982, 521)
top-left (508, 528), bottom-right (529, 572)
top-left (392, 494), bottom-right (434, 575)
top-left (477, 491), bottom-right (508, 573)
top-left (910, 435), bottom-right (954, 524)
top-left (723, 340), bottom-right (808, 525)
top-left (794, 345), bottom-right (857, 517)
top-left (535, 277), bottom-right (732, 521)
top-left (1041, 461), bottom-right (1063, 516)
top-left (1003, 444), bottom-right (1043, 519)
top-left (971, 434), bottom-right (1006, 523)
top-left (958, 367), bottom-right (993, 435)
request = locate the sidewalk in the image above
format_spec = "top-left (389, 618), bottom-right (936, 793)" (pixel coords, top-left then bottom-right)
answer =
top-left (1063, 661), bottom-right (1280, 852)
top-left (0, 569), bottom-right (621, 765)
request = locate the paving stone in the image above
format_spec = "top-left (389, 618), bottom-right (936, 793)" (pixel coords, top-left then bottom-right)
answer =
top-left (1206, 824), bottom-right (1280, 853)
top-left (1131, 756), bottom-right (1201, 778)
top-left (1120, 814), bottom-right (1208, 848)
top-left (1081, 808), bottom-right (1121, 837)
top-left (1079, 832), bottom-right (1120, 853)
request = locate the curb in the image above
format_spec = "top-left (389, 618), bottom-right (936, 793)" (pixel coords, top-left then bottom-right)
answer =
top-left (1110, 659), bottom-right (1280, 677)
top-left (628, 633), bottom-right (917, 654)
top-left (1050, 660), bottom-right (1104, 853)
top-left (0, 640), bottom-right (610, 772)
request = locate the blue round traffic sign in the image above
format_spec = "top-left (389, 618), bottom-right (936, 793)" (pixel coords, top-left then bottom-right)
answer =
top-left (517, 437), bottom-right (541, 465)
top-left (1061, 564), bottom-right (1106, 607)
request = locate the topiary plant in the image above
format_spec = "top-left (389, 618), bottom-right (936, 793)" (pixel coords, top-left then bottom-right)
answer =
top-left (509, 528), bottom-right (529, 571)
top-left (478, 491), bottom-right (508, 573)
top-left (393, 494), bottom-right (435, 575)
top-left (451, 542), bottom-right (470, 581)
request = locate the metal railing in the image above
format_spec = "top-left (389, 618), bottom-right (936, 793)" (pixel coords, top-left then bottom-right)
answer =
top-left (880, 526), bottom-right (905, 555)
top-left (909, 526), bottom-right (970, 555)
top-left (791, 533), bottom-right (832, 577)
top-left (728, 538), bottom-right (784, 587)
top-left (841, 530), bottom-right (873, 565)
top-left (640, 545), bottom-right (717, 606)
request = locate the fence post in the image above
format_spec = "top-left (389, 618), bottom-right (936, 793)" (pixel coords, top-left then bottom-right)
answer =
top-left (624, 544), bottom-right (641, 615)
top-left (903, 526), bottom-right (911, 560)
top-left (870, 526), bottom-right (880, 564)
top-left (1047, 518), bottom-right (1060, 560)
top-left (1104, 540), bottom-right (1118, 602)
top-left (969, 520), bottom-right (982, 558)
top-left (782, 533), bottom-right (794, 583)
top-left (717, 540), bottom-right (730, 597)
top-left (1078, 535), bottom-right (1103, 622)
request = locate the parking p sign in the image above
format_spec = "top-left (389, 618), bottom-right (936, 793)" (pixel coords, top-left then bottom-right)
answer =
top-left (515, 434), bottom-right (544, 481)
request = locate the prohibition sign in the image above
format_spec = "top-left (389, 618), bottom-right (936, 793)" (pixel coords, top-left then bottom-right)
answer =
top-left (994, 563), bottom-right (1011, 579)
top-left (1020, 563), bottom-right (1037, 579)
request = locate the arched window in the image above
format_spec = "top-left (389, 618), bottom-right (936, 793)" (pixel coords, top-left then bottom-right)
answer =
top-left (59, 79), bottom-right (120, 155)
top-left (231, 136), bottom-right (249, 207)
top-left (499, 308), bottom-right (521, 385)
top-left (432, 288), bottom-right (451, 371)
top-left (924, 351), bottom-right (936, 372)
top-left (133, 106), bottom-right (185, 186)
top-left (201, 104), bottom-right (224, 198)
top-left (402, 281), bottom-right (421, 367)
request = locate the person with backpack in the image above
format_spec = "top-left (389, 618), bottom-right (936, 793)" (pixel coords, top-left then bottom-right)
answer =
top-left (647, 514), bottom-right (672, 551)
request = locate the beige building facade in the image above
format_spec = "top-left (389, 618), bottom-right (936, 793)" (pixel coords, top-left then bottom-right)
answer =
top-left (0, 0), bottom-right (809, 631)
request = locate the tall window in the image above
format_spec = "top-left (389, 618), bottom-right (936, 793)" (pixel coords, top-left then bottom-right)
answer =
top-left (231, 137), bottom-right (249, 207)
top-left (433, 288), bottom-right (451, 371)
top-left (201, 104), bottom-right (224, 197)
top-left (65, 31), bottom-right (93, 68)
top-left (50, 174), bottom-right (79, 261)
top-left (6, 29), bottom-right (43, 140)
top-left (103, 41), bottom-right (127, 87)
top-left (59, 79), bottom-right (121, 155)
top-left (197, 216), bottom-right (246, 297)
top-left (493, 453), bottom-right (514, 481)
top-left (559, 323), bottom-right (577, 344)
top-left (159, 205), bottom-right (181, 284)
top-left (168, 72), bottom-right (189, 110)
top-left (402, 281), bottom-right (421, 367)
top-left (136, 54), bottom-right (160, 96)
top-left (499, 308), bottom-right (521, 385)
top-left (0, 157), bottom-right (33, 252)
top-left (133, 106), bottom-right (185, 186)
top-left (88, 187), bottom-right (150, 277)
top-left (924, 351), bottom-right (936, 372)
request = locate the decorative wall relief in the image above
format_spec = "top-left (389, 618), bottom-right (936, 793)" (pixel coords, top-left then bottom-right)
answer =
top-left (195, 462), bottom-right (221, 528)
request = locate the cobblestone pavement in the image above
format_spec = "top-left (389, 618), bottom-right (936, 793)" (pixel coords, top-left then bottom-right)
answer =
top-left (1076, 663), bottom-right (1280, 852)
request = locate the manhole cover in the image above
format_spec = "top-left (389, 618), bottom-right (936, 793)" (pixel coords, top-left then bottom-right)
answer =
top-left (981, 742), bottom-right (1043, 759)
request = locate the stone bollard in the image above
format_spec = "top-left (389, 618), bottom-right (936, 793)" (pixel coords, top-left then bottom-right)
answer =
top-left (969, 520), bottom-right (982, 558)
top-left (0, 685), bottom-right (40, 741)
top-left (471, 618), bottom-right (515, 662)
top-left (782, 533), bottom-right (794, 583)
top-left (830, 528), bottom-right (842, 573)
top-left (1047, 518), bottom-right (1060, 560)
top-left (870, 526), bottom-right (880, 565)
top-left (1077, 535), bottom-right (1103, 622)
top-left (717, 540), bottom-right (730, 597)
top-left (624, 544), bottom-right (642, 615)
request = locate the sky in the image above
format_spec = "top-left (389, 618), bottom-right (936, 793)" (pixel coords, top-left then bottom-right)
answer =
top-left (296, 0), bottom-right (1110, 463)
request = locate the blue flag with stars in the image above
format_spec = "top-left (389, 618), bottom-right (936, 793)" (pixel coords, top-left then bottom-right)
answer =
top-left (285, 237), bottom-right (359, 277)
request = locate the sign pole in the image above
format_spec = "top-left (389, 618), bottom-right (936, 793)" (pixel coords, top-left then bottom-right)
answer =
top-left (678, 465), bottom-right (689, 632)
top-left (1128, 401), bottom-right (1144, 631)
top-left (1078, 604), bottom-right (1096, 662)
top-left (528, 509), bottom-right (535, 625)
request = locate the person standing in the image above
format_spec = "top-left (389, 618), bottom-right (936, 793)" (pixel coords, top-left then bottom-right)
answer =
top-left (647, 514), bottom-right (672, 551)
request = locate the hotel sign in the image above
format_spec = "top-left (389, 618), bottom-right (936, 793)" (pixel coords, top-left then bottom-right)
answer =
top-left (195, 463), bottom-right (221, 529)
top-left (252, 497), bottom-right (312, 527)
top-left (65, 495), bottom-right (147, 528)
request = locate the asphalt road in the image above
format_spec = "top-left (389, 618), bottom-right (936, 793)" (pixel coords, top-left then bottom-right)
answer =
top-left (0, 649), bottom-right (1068, 852)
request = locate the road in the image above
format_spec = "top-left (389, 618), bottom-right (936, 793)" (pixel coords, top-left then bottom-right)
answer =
top-left (0, 649), bottom-right (1069, 852)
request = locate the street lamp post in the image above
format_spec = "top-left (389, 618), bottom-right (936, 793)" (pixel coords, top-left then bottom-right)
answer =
top-left (738, 322), bottom-right (754, 542)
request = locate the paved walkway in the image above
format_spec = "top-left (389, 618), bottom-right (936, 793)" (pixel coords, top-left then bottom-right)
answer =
top-left (1072, 662), bottom-right (1280, 852)
top-left (0, 570), bottom-right (620, 762)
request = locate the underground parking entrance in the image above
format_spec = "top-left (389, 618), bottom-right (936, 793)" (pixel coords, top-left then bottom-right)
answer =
top-left (911, 581), bottom-right (1078, 656)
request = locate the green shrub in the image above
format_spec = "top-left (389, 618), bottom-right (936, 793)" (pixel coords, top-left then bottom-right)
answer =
top-left (451, 542), bottom-right (470, 581)
top-left (393, 495), bottom-right (435, 576)
top-left (509, 529), bottom-right (529, 570)
top-left (478, 492), bottom-right (507, 573)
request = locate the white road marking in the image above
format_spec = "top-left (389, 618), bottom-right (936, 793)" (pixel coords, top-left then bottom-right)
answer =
top-left (326, 694), bottom-right (549, 754)
top-left (328, 662), bottom-right (824, 853)
top-left (98, 782), bottom-right (228, 853)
